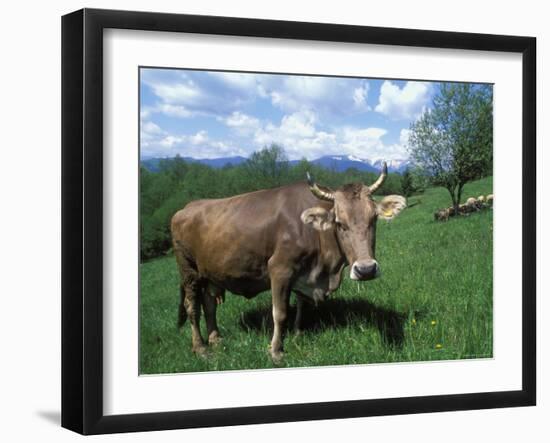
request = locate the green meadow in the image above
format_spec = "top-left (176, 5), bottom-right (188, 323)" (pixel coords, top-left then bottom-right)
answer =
top-left (139, 177), bottom-right (493, 374)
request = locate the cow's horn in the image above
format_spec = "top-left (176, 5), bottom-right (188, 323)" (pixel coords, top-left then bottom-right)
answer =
top-left (367, 162), bottom-right (388, 194)
top-left (306, 172), bottom-right (335, 201)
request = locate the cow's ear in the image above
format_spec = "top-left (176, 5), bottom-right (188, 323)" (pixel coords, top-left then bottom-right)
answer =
top-left (301, 207), bottom-right (335, 231)
top-left (376, 195), bottom-right (407, 220)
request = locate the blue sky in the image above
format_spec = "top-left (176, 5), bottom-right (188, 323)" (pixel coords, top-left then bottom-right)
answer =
top-left (140, 68), bottom-right (440, 161)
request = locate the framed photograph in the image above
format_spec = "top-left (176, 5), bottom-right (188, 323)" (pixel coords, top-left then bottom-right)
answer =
top-left (62, 8), bottom-right (536, 435)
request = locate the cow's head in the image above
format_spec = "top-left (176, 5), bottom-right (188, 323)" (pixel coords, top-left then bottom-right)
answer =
top-left (301, 163), bottom-right (406, 281)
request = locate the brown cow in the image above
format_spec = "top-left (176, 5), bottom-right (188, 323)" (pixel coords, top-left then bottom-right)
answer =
top-left (171, 163), bottom-right (406, 362)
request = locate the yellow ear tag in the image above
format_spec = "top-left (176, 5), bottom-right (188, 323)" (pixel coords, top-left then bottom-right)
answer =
top-left (383, 209), bottom-right (393, 218)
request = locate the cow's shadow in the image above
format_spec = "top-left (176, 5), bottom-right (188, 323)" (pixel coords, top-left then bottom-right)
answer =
top-left (239, 297), bottom-right (408, 348)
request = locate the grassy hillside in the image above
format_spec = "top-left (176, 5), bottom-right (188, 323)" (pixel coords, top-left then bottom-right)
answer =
top-left (140, 177), bottom-right (493, 374)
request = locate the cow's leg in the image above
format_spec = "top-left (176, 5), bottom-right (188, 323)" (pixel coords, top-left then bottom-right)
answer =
top-left (174, 247), bottom-right (207, 355)
top-left (183, 280), bottom-right (207, 355)
top-left (269, 266), bottom-right (292, 363)
top-left (202, 283), bottom-right (223, 345)
top-left (177, 283), bottom-right (188, 329)
top-left (294, 293), bottom-right (307, 335)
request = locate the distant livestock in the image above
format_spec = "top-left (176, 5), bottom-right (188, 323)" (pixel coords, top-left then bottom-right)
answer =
top-left (434, 207), bottom-right (452, 221)
top-left (434, 194), bottom-right (493, 221)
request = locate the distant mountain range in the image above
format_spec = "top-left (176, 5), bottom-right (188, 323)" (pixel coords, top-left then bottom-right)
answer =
top-left (307, 155), bottom-right (411, 174)
top-left (141, 155), bottom-right (411, 174)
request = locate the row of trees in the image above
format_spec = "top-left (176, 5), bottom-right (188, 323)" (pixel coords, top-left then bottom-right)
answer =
top-left (140, 145), bottom-right (409, 260)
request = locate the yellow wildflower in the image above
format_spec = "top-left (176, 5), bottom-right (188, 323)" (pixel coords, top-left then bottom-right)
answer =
top-left (435, 343), bottom-right (442, 349)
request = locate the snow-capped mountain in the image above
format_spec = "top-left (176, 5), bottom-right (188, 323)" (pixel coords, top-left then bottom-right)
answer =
top-left (371, 158), bottom-right (411, 173)
top-left (311, 155), bottom-right (411, 173)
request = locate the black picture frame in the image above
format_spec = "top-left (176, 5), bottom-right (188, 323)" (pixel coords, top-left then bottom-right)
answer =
top-left (61, 8), bottom-right (536, 435)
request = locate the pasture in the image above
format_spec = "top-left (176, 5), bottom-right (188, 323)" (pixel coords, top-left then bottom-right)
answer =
top-left (139, 177), bottom-right (493, 374)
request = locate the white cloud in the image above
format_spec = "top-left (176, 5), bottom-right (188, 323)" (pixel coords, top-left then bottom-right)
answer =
top-left (375, 81), bottom-right (431, 120)
top-left (250, 110), bottom-right (409, 161)
top-left (141, 107), bottom-right (411, 162)
top-left (338, 126), bottom-right (412, 160)
top-left (364, 128), bottom-right (411, 161)
top-left (140, 119), bottom-right (167, 148)
top-left (140, 70), bottom-right (420, 161)
top-left (279, 76), bottom-right (329, 103)
top-left (142, 70), bottom-right (375, 126)
top-left (266, 76), bottom-right (371, 116)
top-left (399, 128), bottom-right (411, 146)
top-left (279, 110), bottom-right (317, 137)
top-left (142, 121), bottom-right (163, 135)
top-left (339, 127), bottom-right (387, 157)
top-left (221, 111), bottom-right (260, 136)
top-left (141, 126), bottom-right (247, 159)
top-left (148, 78), bottom-right (202, 105)
top-left (141, 103), bottom-right (195, 120)
top-left (142, 71), bottom-right (256, 117)
top-left (252, 110), bottom-right (334, 159)
top-left (208, 72), bottom-right (372, 116)
top-left (159, 135), bottom-right (180, 148)
top-left (189, 130), bottom-right (209, 145)
top-left (142, 111), bottom-right (410, 161)
top-left (353, 84), bottom-right (370, 111)
top-left (156, 104), bottom-right (194, 118)
top-left (207, 72), bottom-right (262, 93)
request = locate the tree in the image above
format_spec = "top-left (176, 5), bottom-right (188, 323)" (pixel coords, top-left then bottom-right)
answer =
top-left (289, 158), bottom-right (312, 182)
top-left (400, 168), bottom-right (415, 197)
top-left (243, 143), bottom-right (289, 188)
top-left (158, 154), bottom-right (187, 182)
top-left (408, 83), bottom-right (493, 215)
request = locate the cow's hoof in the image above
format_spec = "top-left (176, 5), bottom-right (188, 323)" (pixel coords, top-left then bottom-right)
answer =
top-left (192, 344), bottom-right (208, 357)
top-left (208, 332), bottom-right (223, 346)
top-left (270, 350), bottom-right (284, 365)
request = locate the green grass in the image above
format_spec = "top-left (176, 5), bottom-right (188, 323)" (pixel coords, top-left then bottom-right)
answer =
top-left (140, 177), bottom-right (493, 374)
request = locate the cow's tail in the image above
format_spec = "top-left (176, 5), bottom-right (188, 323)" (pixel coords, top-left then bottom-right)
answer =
top-left (178, 285), bottom-right (188, 329)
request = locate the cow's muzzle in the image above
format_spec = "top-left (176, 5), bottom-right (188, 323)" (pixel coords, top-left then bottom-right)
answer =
top-left (350, 260), bottom-right (380, 281)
